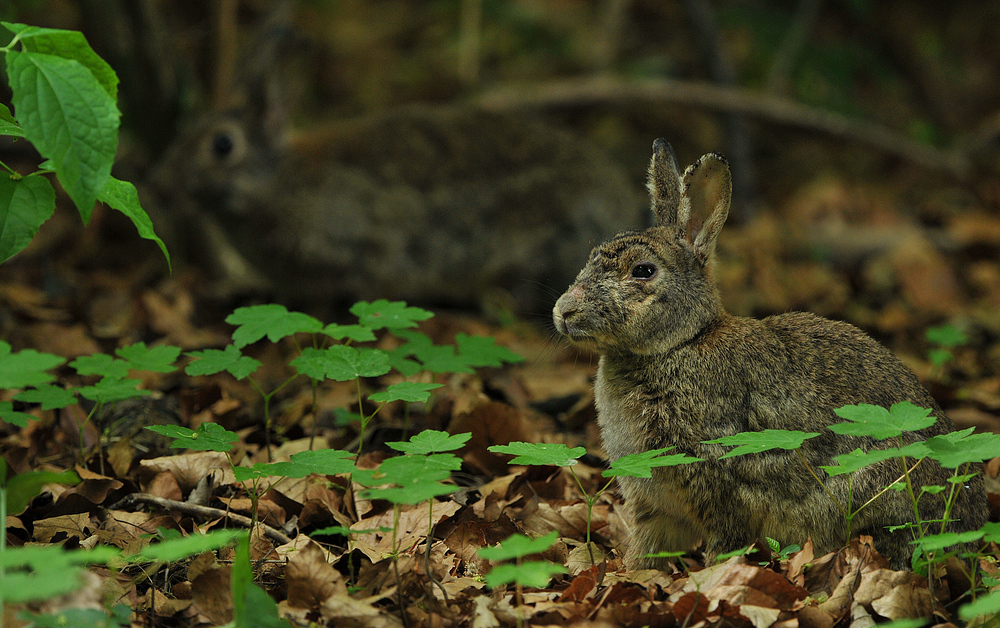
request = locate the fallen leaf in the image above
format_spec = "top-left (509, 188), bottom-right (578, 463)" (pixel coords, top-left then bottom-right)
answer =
top-left (285, 540), bottom-right (347, 610)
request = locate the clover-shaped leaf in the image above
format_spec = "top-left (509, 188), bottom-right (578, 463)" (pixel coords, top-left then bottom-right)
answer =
top-left (14, 384), bottom-right (77, 410)
top-left (925, 429), bottom-right (1000, 468)
top-left (350, 299), bottom-right (433, 331)
top-left (369, 382), bottom-right (443, 404)
top-left (819, 442), bottom-right (929, 476)
top-left (830, 401), bottom-right (935, 440)
top-left (360, 480), bottom-right (458, 505)
top-left (703, 429), bottom-right (821, 459)
top-left (77, 377), bottom-right (150, 404)
top-left (478, 531), bottom-right (559, 561)
top-left (484, 561), bottom-right (567, 589)
top-left (294, 345), bottom-right (391, 381)
top-left (116, 342), bottom-right (180, 373)
top-left (69, 353), bottom-right (129, 380)
top-left (455, 333), bottom-right (524, 367)
top-left (0, 401), bottom-right (36, 428)
top-left (226, 304), bottom-right (322, 348)
top-left (320, 323), bottom-right (376, 343)
top-left (604, 447), bottom-right (703, 478)
top-left (354, 453), bottom-right (462, 487)
top-left (0, 341), bottom-right (63, 388)
top-left (925, 324), bottom-right (969, 348)
top-left (145, 422), bottom-right (238, 452)
top-left (185, 344), bottom-right (262, 380)
top-left (387, 429), bottom-right (471, 455)
top-left (488, 442), bottom-right (586, 467)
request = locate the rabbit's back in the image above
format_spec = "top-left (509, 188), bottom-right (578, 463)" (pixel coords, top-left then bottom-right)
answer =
top-left (153, 105), bottom-right (644, 312)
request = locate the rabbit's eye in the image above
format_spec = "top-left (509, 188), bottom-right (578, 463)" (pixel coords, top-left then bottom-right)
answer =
top-left (630, 263), bottom-right (657, 280)
top-left (212, 133), bottom-right (235, 159)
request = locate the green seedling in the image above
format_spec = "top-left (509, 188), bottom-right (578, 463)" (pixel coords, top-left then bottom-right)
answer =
top-left (925, 324), bottom-right (969, 369)
top-left (478, 530), bottom-right (567, 628)
top-left (0, 22), bottom-right (168, 266)
top-left (766, 537), bottom-right (801, 561)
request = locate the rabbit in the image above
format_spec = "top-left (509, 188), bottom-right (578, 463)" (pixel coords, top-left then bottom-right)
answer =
top-left (552, 139), bottom-right (988, 570)
top-left (147, 101), bottom-right (646, 315)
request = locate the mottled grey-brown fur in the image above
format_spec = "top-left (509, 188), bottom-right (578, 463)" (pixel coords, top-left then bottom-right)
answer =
top-left (553, 140), bottom-right (987, 569)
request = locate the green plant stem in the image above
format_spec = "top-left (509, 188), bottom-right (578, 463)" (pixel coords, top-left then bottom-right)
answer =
top-left (247, 374), bottom-right (298, 461)
top-left (795, 449), bottom-right (849, 519)
top-left (940, 464), bottom-right (968, 535)
top-left (898, 443), bottom-right (924, 540)
top-left (1, 485), bottom-right (7, 628)
top-left (851, 458), bottom-right (924, 520)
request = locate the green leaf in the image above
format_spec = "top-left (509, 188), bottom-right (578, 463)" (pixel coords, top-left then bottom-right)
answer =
top-left (237, 581), bottom-right (290, 628)
top-left (369, 382), bottom-right (443, 404)
top-left (97, 176), bottom-right (170, 270)
top-left (14, 384), bottom-right (77, 410)
top-left (0, 173), bottom-right (56, 263)
top-left (0, 545), bottom-right (117, 603)
top-left (293, 345), bottom-right (391, 381)
top-left (820, 442), bottom-right (930, 476)
top-left (925, 429), bottom-right (1000, 468)
top-left (925, 324), bottom-right (968, 348)
top-left (703, 429), bottom-right (821, 459)
top-left (478, 531), bottom-right (559, 561)
top-left (144, 422), bottom-right (238, 452)
top-left (0, 102), bottom-right (25, 137)
top-left (4, 468), bottom-right (80, 514)
top-left (350, 299), bottom-right (433, 330)
top-left (0, 340), bottom-right (64, 388)
top-left (320, 323), bottom-right (376, 343)
top-left (411, 344), bottom-right (475, 374)
top-left (4, 22), bottom-right (119, 101)
top-left (484, 560), bottom-right (567, 589)
top-left (185, 344), bottom-right (261, 380)
top-left (829, 401), bottom-right (935, 440)
top-left (927, 348), bottom-right (953, 367)
top-left (455, 333), bottom-right (524, 367)
top-left (19, 607), bottom-right (128, 628)
top-left (131, 529), bottom-right (245, 563)
top-left (6, 49), bottom-right (119, 218)
top-left (961, 590), bottom-right (1000, 621)
top-left (69, 353), bottom-right (128, 379)
top-left (980, 522), bottom-right (1000, 544)
top-left (116, 342), bottom-right (180, 373)
top-left (225, 304), bottom-right (322, 348)
top-left (78, 377), bottom-right (149, 404)
top-left (360, 480), bottom-right (458, 505)
top-left (387, 429), bottom-right (471, 455)
top-left (354, 453), bottom-right (462, 487)
top-left (488, 442), bottom-right (586, 467)
top-left (604, 447), bottom-right (703, 478)
top-left (911, 530), bottom-right (984, 552)
top-left (247, 448), bottom-right (356, 479)
top-left (0, 401), bottom-right (36, 427)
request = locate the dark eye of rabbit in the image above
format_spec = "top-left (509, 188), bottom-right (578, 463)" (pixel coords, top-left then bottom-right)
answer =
top-left (630, 263), bottom-right (657, 279)
top-left (211, 132), bottom-right (235, 160)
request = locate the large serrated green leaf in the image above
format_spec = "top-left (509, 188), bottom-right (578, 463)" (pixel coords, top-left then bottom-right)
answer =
top-left (4, 22), bottom-right (119, 101)
top-left (98, 177), bottom-right (170, 270)
top-left (225, 304), bottom-right (322, 348)
top-left (0, 340), bottom-right (64, 388)
top-left (0, 174), bottom-right (56, 263)
top-left (6, 49), bottom-right (119, 219)
top-left (478, 531), bottom-right (559, 561)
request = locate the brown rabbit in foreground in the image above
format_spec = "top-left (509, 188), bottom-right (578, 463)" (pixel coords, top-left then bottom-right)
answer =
top-left (553, 139), bottom-right (988, 569)
top-left (148, 104), bottom-right (645, 314)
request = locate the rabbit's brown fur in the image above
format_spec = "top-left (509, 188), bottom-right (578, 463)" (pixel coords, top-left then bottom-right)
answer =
top-left (148, 105), bottom-right (644, 313)
top-left (554, 140), bottom-right (987, 569)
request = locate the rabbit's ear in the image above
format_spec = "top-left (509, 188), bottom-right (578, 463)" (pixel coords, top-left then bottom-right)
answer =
top-left (682, 153), bottom-right (731, 262)
top-left (646, 139), bottom-right (687, 226)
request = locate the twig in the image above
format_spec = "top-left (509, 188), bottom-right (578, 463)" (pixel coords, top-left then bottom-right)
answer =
top-left (475, 75), bottom-right (973, 178)
top-left (212, 0), bottom-right (240, 111)
top-left (110, 493), bottom-right (294, 545)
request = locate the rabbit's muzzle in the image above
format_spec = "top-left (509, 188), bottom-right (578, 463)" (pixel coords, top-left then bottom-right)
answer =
top-left (553, 285), bottom-right (589, 341)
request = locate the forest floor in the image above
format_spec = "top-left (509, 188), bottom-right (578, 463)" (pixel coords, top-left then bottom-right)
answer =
top-left (1, 172), bottom-right (999, 627)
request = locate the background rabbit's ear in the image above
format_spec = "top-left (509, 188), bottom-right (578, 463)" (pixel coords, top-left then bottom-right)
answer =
top-left (683, 153), bottom-right (731, 262)
top-left (647, 139), bottom-right (687, 226)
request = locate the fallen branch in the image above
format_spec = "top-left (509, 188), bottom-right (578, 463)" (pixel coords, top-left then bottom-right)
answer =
top-left (110, 492), bottom-right (295, 546)
top-left (475, 75), bottom-right (973, 179)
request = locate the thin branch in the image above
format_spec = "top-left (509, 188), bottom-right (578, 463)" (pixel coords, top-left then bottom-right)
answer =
top-left (475, 75), bottom-right (973, 178)
top-left (110, 492), bottom-right (294, 546)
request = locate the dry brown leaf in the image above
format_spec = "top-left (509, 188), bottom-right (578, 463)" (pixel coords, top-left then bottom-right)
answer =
top-left (866, 572), bottom-right (933, 620)
top-left (321, 592), bottom-right (403, 627)
top-left (351, 500), bottom-right (461, 562)
top-left (559, 564), bottom-right (600, 602)
top-left (190, 557), bottom-right (232, 625)
top-left (739, 604), bottom-right (781, 628)
top-left (33, 512), bottom-right (93, 542)
top-left (567, 542), bottom-right (606, 575)
top-left (140, 451), bottom-right (235, 492)
top-left (285, 540), bottom-right (347, 610)
top-left (144, 470), bottom-right (183, 500)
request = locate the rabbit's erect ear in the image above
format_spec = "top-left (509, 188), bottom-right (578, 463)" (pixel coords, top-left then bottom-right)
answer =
top-left (682, 153), bottom-right (731, 262)
top-left (646, 139), bottom-right (687, 226)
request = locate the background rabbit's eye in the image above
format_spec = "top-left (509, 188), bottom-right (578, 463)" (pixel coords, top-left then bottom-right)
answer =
top-left (630, 263), bottom-right (657, 279)
top-left (212, 133), bottom-right (235, 159)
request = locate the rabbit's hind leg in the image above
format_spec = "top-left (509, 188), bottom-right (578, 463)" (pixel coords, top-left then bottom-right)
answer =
top-left (624, 499), bottom-right (706, 570)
